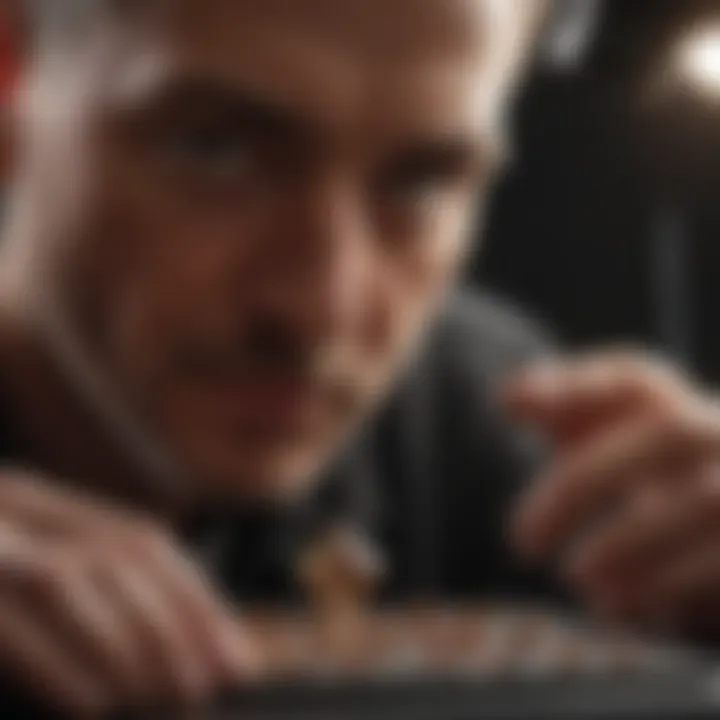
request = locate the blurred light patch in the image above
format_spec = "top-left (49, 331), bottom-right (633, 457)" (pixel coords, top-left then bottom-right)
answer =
top-left (677, 26), bottom-right (720, 98)
top-left (541, 0), bottom-right (603, 73)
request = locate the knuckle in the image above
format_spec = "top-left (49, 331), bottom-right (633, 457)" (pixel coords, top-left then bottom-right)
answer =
top-left (630, 361), bottom-right (674, 395)
top-left (586, 344), bottom-right (643, 367)
top-left (584, 535), bottom-right (627, 576)
top-left (599, 346), bottom-right (659, 379)
top-left (697, 477), bottom-right (720, 513)
top-left (9, 557), bottom-right (72, 605)
top-left (654, 408), bottom-right (696, 447)
top-left (0, 470), bottom-right (44, 510)
top-left (614, 348), bottom-right (652, 374)
top-left (0, 468), bottom-right (42, 488)
top-left (604, 348), bottom-right (685, 401)
top-left (125, 519), bottom-right (174, 557)
top-left (669, 403), bottom-right (719, 452)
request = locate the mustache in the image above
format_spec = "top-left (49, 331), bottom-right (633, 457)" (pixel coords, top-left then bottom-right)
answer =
top-left (174, 318), bottom-right (362, 391)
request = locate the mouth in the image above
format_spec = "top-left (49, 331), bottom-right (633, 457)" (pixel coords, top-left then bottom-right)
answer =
top-left (185, 370), bottom-right (338, 437)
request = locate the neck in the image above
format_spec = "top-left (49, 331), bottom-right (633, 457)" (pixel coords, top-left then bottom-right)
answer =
top-left (0, 282), bottom-right (192, 523)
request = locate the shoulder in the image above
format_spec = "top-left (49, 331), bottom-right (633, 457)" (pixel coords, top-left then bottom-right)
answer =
top-left (392, 288), bottom-right (554, 493)
top-left (422, 288), bottom-right (556, 391)
top-left (387, 287), bottom-right (557, 451)
top-left (375, 289), bottom-right (557, 596)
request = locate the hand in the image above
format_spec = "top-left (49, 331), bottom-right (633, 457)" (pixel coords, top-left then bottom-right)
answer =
top-left (505, 351), bottom-right (720, 638)
top-left (0, 472), bottom-right (257, 717)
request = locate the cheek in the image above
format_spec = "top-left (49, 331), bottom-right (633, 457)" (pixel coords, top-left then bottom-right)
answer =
top-left (395, 203), bottom-right (470, 316)
top-left (367, 217), bottom-right (469, 371)
top-left (61, 171), bottom-right (261, 389)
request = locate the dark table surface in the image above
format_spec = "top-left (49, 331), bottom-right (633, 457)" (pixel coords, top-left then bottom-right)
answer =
top-left (5, 666), bottom-right (720, 719)
top-left (140, 668), bottom-right (720, 720)
top-left (5, 606), bottom-right (720, 719)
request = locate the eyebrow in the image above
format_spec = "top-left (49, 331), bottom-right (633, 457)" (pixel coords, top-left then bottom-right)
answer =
top-left (384, 131), bottom-right (510, 183)
top-left (112, 71), bottom-right (511, 178)
top-left (115, 74), bottom-right (320, 141)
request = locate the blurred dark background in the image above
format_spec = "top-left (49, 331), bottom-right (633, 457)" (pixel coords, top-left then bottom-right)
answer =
top-left (480, 0), bottom-right (720, 383)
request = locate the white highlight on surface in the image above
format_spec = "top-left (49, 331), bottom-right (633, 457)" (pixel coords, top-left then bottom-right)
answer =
top-left (678, 26), bottom-right (720, 97)
top-left (543, 0), bottom-right (603, 72)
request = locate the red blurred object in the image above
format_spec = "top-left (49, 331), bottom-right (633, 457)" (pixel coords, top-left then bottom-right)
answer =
top-left (0, 19), bottom-right (17, 100)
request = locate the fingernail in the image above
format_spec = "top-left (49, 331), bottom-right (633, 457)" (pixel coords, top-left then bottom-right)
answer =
top-left (519, 366), bottom-right (564, 397)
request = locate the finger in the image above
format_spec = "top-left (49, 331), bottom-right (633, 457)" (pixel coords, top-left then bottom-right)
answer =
top-left (503, 352), bottom-right (690, 444)
top-left (0, 528), bottom-right (149, 705)
top-left (131, 535), bottom-right (259, 684)
top-left (575, 523), bottom-right (720, 636)
top-left (0, 471), bottom-right (159, 538)
top-left (0, 529), bottom-right (112, 713)
top-left (94, 532), bottom-right (255, 706)
top-left (566, 469), bottom-right (720, 586)
top-left (2, 533), bottom-right (233, 708)
top-left (0, 595), bottom-right (109, 717)
top-left (0, 519), bottom-right (252, 703)
top-left (12, 557), bottom-right (151, 705)
top-left (92, 556), bottom-right (212, 707)
top-left (597, 535), bottom-right (720, 637)
top-left (514, 402), bottom-right (720, 559)
top-left (651, 537), bottom-right (720, 632)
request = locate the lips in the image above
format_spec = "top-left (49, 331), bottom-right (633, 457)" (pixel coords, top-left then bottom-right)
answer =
top-left (188, 371), bottom-right (331, 435)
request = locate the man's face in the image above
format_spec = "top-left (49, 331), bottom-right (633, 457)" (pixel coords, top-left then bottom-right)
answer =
top-left (14, 0), bottom-right (537, 502)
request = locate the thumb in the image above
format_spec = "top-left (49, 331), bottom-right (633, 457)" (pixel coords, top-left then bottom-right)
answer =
top-left (500, 363), bottom-right (642, 449)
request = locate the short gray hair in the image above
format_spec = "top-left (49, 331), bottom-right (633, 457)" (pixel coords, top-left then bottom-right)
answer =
top-left (29, 0), bottom-right (559, 51)
top-left (29, 0), bottom-right (142, 49)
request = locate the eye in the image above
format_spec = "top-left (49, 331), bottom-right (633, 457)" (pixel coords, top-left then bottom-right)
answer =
top-left (389, 172), bottom-right (450, 206)
top-left (380, 150), bottom-right (470, 212)
top-left (159, 120), bottom-right (257, 180)
top-left (378, 168), bottom-right (457, 230)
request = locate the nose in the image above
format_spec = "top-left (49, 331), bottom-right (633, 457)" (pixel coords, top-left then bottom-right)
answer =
top-left (257, 176), bottom-right (372, 344)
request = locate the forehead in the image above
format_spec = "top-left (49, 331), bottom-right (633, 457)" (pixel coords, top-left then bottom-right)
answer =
top-left (87, 0), bottom-right (534, 140)
top-left (165, 0), bottom-right (513, 57)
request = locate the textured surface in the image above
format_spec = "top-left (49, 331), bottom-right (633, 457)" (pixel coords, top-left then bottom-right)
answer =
top-left (242, 605), bottom-right (695, 681)
top-left (121, 605), bottom-right (720, 719)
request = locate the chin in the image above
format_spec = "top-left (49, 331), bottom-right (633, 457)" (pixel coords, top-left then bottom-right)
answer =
top-left (167, 410), bottom-right (362, 506)
top-left (189, 445), bottom-right (331, 506)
